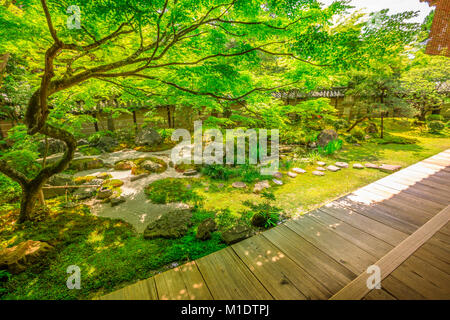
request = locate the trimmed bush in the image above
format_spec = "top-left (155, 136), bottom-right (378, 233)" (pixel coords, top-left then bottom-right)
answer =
top-left (428, 120), bottom-right (445, 134)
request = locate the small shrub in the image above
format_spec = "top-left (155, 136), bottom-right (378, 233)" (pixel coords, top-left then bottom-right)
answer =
top-left (243, 192), bottom-right (281, 229)
top-left (428, 120), bottom-right (445, 134)
top-left (351, 128), bottom-right (365, 141)
top-left (0, 174), bottom-right (21, 204)
top-left (426, 114), bottom-right (444, 122)
top-left (318, 139), bottom-right (343, 155)
top-left (201, 164), bottom-right (234, 180)
top-left (333, 119), bottom-right (348, 131)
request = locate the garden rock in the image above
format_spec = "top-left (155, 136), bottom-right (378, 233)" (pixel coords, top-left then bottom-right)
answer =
top-left (76, 139), bottom-right (89, 147)
top-left (0, 240), bottom-right (54, 274)
top-left (335, 162), bottom-right (349, 168)
top-left (69, 158), bottom-right (104, 171)
top-left (317, 161), bottom-right (326, 166)
top-left (97, 187), bottom-right (113, 199)
top-left (114, 161), bottom-right (136, 170)
top-left (38, 138), bottom-right (66, 157)
top-left (273, 172), bottom-right (283, 179)
top-left (196, 218), bottom-right (217, 240)
top-left (43, 174), bottom-right (74, 198)
top-left (253, 180), bottom-right (270, 193)
top-left (287, 172), bottom-right (298, 178)
top-left (135, 127), bottom-right (162, 146)
top-left (143, 209), bottom-right (192, 239)
top-left (221, 225), bottom-right (254, 245)
top-left (365, 163), bottom-right (379, 169)
top-left (378, 164), bottom-right (402, 172)
top-left (317, 129), bottom-right (338, 147)
top-left (365, 122), bottom-right (378, 134)
top-left (312, 171), bottom-right (325, 176)
top-left (272, 179), bottom-right (283, 185)
top-left (232, 182), bottom-right (247, 189)
top-left (326, 165), bottom-right (340, 172)
top-left (251, 212), bottom-right (267, 227)
top-left (316, 167), bottom-right (326, 171)
top-left (73, 187), bottom-right (96, 200)
top-left (353, 163), bottom-right (364, 169)
top-left (97, 172), bottom-right (112, 180)
top-left (292, 168), bottom-right (306, 174)
top-left (111, 196), bottom-right (126, 207)
top-left (96, 136), bottom-right (118, 152)
top-left (141, 160), bottom-right (163, 172)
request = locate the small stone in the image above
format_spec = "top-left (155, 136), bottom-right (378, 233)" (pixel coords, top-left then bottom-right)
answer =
top-left (335, 162), bottom-right (349, 168)
top-left (378, 164), bottom-right (402, 172)
top-left (196, 218), bottom-right (217, 240)
top-left (232, 181), bottom-right (247, 189)
top-left (326, 165), bottom-right (340, 172)
top-left (273, 172), bottom-right (283, 179)
top-left (111, 196), bottom-right (126, 207)
top-left (272, 179), bottom-right (283, 185)
top-left (144, 209), bottom-right (192, 239)
top-left (292, 168), bottom-right (306, 174)
top-left (316, 167), bottom-right (326, 171)
top-left (253, 180), bottom-right (270, 193)
top-left (251, 212), bottom-right (267, 227)
top-left (353, 163), bottom-right (364, 169)
top-left (317, 161), bottom-right (326, 166)
top-left (183, 169), bottom-right (198, 176)
top-left (312, 171), bottom-right (325, 176)
top-left (287, 172), bottom-right (298, 178)
top-left (73, 187), bottom-right (96, 200)
top-left (114, 161), bottom-right (135, 171)
top-left (365, 163), bottom-right (379, 169)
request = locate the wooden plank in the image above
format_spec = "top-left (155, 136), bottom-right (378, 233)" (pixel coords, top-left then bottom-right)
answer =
top-left (195, 247), bottom-right (273, 300)
top-left (334, 198), bottom-right (418, 235)
top-left (330, 205), bottom-right (450, 300)
top-left (387, 170), bottom-right (450, 194)
top-left (286, 217), bottom-right (377, 275)
top-left (262, 225), bottom-right (356, 294)
top-left (306, 209), bottom-right (392, 258)
top-left (154, 261), bottom-right (212, 300)
top-left (318, 204), bottom-right (408, 246)
top-left (232, 235), bottom-right (331, 299)
top-left (381, 275), bottom-right (426, 300)
top-left (100, 277), bottom-right (158, 300)
top-left (390, 256), bottom-right (450, 299)
top-left (363, 288), bottom-right (397, 300)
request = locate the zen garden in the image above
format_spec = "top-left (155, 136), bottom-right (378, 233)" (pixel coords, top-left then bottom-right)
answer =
top-left (0, 0), bottom-right (449, 302)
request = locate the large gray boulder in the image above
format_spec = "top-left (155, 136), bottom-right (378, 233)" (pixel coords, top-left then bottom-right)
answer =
top-left (95, 136), bottom-right (118, 152)
top-left (317, 129), bottom-right (338, 147)
top-left (135, 127), bottom-right (162, 146)
top-left (43, 174), bottom-right (74, 198)
top-left (143, 209), bottom-right (192, 239)
top-left (221, 225), bottom-right (254, 244)
top-left (38, 138), bottom-right (66, 157)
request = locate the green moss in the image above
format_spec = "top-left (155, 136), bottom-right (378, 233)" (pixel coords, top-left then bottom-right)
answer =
top-left (133, 142), bottom-right (176, 152)
top-left (102, 179), bottom-right (124, 189)
top-left (145, 178), bottom-right (202, 205)
top-left (69, 158), bottom-right (104, 172)
top-left (78, 145), bottom-right (101, 156)
top-left (74, 176), bottom-right (96, 185)
top-left (131, 157), bottom-right (167, 175)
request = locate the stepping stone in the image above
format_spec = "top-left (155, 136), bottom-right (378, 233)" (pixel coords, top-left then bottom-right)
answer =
top-left (111, 196), bottom-right (126, 207)
top-left (353, 163), bottom-right (364, 169)
top-left (335, 162), bottom-right (349, 168)
top-left (287, 172), bottom-right (298, 178)
top-left (272, 179), bottom-right (283, 185)
top-left (326, 165), bottom-right (340, 172)
top-left (292, 168), bottom-right (306, 174)
top-left (273, 172), bottom-right (283, 179)
top-left (365, 163), bottom-right (379, 169)
top-left (378, 164), bottom-right (402, 172)
top-left (253, 180), bottom-right (270, 193)
top-left (317, 161), bottom-right (326, 166)
top-left (316, 167), bottom-right (326, 171)
top-left (232, 182), bottom-right (247, 189)
top-left (312, 171), bottom-right (325, 176)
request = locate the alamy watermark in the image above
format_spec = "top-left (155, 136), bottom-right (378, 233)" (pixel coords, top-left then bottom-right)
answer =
top-left (366, 265), bottom-right (381, 290)
top-left (170, 121), bottom-right (279, 175)
top-left (66, 265), bottom-right (81, 289)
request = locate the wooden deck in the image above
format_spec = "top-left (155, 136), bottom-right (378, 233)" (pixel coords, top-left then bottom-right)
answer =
top-left (100, 150), bottom-right (450, 300)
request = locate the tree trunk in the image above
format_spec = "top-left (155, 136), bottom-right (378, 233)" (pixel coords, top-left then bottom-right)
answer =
top-left (19, 186), bottom-right (39, 223)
